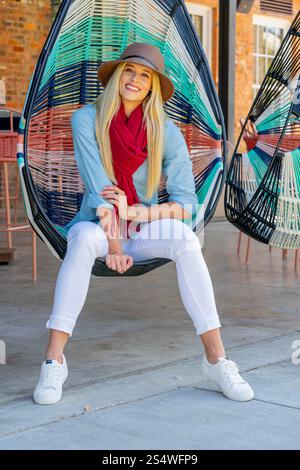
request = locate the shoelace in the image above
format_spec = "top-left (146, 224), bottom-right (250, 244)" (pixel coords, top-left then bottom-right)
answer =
top-left (222, 359), bottom-right (246, 385)
top-left (41, 363), bottom-right (61, 390)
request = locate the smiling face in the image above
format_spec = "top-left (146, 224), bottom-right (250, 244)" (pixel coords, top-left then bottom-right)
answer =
top-left (119, 62), bottom-right (153, 110)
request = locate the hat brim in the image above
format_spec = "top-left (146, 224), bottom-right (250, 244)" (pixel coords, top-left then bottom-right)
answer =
top-left (98, 58), bottom-right (175, 103)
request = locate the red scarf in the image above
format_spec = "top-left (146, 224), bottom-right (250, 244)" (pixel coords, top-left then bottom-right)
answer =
top-left (109, 101), bottom-right (148, 238)
top-left (244, 135), bottom-right (258, 152)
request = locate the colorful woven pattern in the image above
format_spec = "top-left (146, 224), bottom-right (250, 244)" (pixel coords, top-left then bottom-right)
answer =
top-left (225, 11), bottom-right (300, 249)
top-left (17, 0), bottom-right (226, 276)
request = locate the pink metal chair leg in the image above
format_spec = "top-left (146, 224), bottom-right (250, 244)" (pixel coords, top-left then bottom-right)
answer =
top-left (13, 165), bottom-right (20, 225)
top-left (3, 162), bottom-right (13, 249)
top-left (245, 236), bottom-right (251, 264)
top-left (237, 231), bottom-right (242, 254)
top-left (32, 229), bottom-right (37, 282)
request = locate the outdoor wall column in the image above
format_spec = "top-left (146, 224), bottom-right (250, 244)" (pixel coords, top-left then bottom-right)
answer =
top-left (218, 0), bottom-right (237, 145)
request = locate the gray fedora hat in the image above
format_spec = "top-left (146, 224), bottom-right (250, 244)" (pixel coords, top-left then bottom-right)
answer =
top-left (98, 42), bottom-right (175, 103)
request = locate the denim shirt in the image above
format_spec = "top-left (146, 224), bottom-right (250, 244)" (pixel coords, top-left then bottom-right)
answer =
top-left (64, 103), bottom-right (198, 235)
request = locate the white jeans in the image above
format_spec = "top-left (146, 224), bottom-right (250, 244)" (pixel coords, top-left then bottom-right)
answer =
top-left (46, 219), bottom-right (221, 336)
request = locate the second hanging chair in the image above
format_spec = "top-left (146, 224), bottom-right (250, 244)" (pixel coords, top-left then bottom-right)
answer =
top-left (17, 0), bottom-right (226, 276)
top-left (225, 11), bottom-right (300, 250)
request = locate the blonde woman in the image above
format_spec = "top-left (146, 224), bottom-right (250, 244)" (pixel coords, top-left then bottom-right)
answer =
top-left (33, 43), bottom-right (254, 405)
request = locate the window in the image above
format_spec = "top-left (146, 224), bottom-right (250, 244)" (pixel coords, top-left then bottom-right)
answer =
top-left (185, 3), bottom-right (212, 65)
top-left (51, 0), bottom-right (62, 23)
top-left (253, 15), bottom-right (290, 98)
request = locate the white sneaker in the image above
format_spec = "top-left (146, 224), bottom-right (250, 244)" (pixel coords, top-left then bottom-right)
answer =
top-left (33, 355), bottom-right (68, 405)
top-left (200, 354), bottom-right (254, 402)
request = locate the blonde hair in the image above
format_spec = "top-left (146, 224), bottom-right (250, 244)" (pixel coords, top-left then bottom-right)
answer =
top-left (93, 62), bottom-right (167, 200)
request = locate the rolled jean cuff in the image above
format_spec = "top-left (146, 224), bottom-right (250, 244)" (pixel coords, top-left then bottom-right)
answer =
top-left (194, 318), bottom-right (222, 336)
top-left (46, 317), bottom-right (74, 336)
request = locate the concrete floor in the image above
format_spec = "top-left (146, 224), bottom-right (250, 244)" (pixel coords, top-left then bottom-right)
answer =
top-left (0, 219), bottom-right (299, 449)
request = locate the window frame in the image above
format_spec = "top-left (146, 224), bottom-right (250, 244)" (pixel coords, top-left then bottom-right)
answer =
top-left (185, 2), bottom-right (213, 66)
top-left (252, 14), bottom-right (290, 97)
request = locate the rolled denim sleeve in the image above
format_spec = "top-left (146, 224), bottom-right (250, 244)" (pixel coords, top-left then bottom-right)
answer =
top-left (71, 107), bottom-right (114, 211)
top-left (162, 121), bottom-right (198, 218)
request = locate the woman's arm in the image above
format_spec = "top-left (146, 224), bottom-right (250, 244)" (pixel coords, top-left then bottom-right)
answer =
top-left (71, 106), bottom-right (115, 212)
top-left (71, 107), bottom-right (125, 254)
top-left (160, 121), bottom-right (198, 220)
top-left (96, 207), bottom-right (124, 254)
top-left (127, 202), bottom-right (191, 222)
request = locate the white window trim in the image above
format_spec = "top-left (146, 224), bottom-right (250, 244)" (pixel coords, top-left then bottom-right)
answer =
top-left (185, 2), bottom-right (212, 65)
top-left (253, 14), bottom-right (290, 32)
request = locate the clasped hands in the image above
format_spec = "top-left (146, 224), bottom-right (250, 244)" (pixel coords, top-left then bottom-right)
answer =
top-left (100, 185), bottom-right (139, 274)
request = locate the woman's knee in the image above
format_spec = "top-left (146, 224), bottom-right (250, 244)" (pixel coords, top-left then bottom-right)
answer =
top-left (67, 221), bottom-right (109, 256)
top-left (167, 219), bottom-right (200, 259)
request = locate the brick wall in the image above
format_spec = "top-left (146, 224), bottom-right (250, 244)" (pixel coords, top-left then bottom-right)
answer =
top-left (0, 0), bottom-right (51, 111)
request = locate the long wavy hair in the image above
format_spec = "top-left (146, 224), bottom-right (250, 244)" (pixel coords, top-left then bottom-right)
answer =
top-left (93, 61), bottom-right (167, 200)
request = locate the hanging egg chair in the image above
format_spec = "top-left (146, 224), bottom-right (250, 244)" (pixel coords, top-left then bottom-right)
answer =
top-left (225, 11), bottom-right (300, 249)
top-left (17, 0), bottom-right (226, 276)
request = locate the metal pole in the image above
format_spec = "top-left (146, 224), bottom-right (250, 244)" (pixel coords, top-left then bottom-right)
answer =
top-left (218, 0), bottom-right (237, 145)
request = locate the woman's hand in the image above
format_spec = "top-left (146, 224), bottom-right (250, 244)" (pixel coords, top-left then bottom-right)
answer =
top-left (100, 185), bottom-right (129, 220)
top-left (105, 251), bottom-right (133, 274)
top-left (240, 118), bottom-right (258, 139)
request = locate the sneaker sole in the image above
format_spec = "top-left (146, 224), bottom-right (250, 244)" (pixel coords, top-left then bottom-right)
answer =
top-left (200, 363), bottom-right (254, 402)
top-left (33, 393), bottom-right (63, 405)
top-left (222, 389), bottom-right (254, 402)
